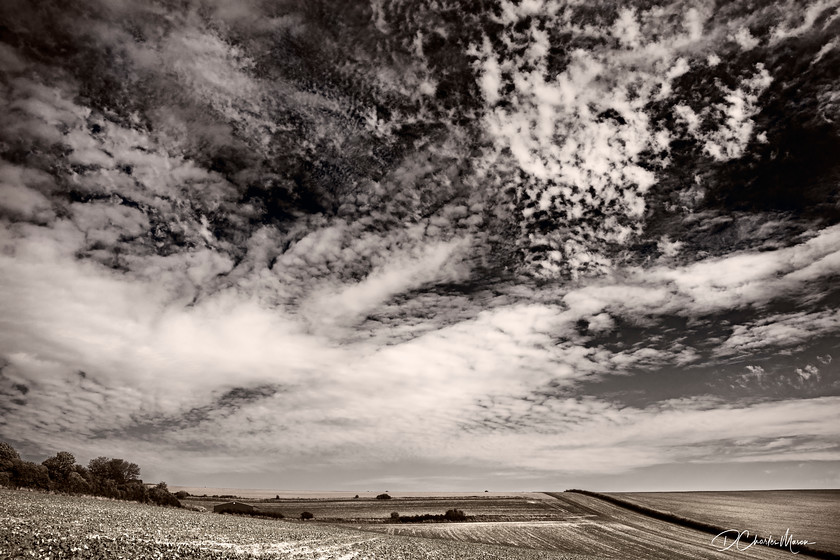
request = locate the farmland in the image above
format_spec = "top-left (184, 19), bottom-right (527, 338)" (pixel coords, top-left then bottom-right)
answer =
top-left (3, 488), bottom-right (825, 560)
top-left (182, 493), bottom-right (565, 522)
top-left (607, 490), bottom-right (840, 555)
top-left (0, 489), bottom-right (588, 559)
top-left (366, 492), bottom-right (798, 560)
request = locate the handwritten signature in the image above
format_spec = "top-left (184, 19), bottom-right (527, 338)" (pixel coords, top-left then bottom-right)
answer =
top-left (711, 529), bottom-right (816, 554)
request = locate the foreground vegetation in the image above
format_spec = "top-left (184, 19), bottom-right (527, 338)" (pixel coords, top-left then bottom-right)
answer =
top-left (0, 489), bottom-right (588, 559)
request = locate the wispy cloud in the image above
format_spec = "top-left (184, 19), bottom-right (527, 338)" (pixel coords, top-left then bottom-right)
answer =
top-left (1, 0), bottom-right (839, 490)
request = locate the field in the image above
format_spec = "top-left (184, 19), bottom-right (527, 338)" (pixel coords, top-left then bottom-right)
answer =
top-left (182, 494), bottom-right (565, 522)
top-left (608, 490), bottom-right (840, 555)
top-left (365, 492), bottom-right (799, 560)
top-left (3, 488), bottom-right (821, 560)
top-left (0, 489), bottom-right (597, 559)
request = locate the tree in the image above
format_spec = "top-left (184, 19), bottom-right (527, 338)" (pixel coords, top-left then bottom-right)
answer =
top-left (300, 511), bottom-right (314, 520)
top-left (88, 456), bottom-right (111, 480)
top-left (12, 460), bottom-right (50, 490)
top-left (390, 511), bottom-right (400, 521)
top-left (43, 451), bottom-right (76, 485)
top-left (148, 482), bottom-right (181, 507)
top-left (0, 441), bottom-right (20, 472)
top-left (65, 471), bottom-right (90, 494)
top-left (108, 458), bottom-right (140, 484)
top-left (88, 456), bottom-right (140, 484)
top-left (376, 493), bottom-right (391, 500)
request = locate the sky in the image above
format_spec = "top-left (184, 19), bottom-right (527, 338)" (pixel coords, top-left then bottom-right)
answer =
top-left (0, 0), bottom-right (838, 492)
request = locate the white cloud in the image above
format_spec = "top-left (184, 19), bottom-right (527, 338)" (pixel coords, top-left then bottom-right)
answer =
top-left (613, 8), bottom-right (642, 50)
top-left (770, 0), bottom-right (840, 42)
top-left (732, 27), bottom-right (760, 50)
top-left (449, 396), bottom-right (840, 474)
top-left (795, 364), bottom-right (820, 382)
top-left (718, 310), bottom-right (840, 356)
top-left (302, 237), bottom-right (472, 334)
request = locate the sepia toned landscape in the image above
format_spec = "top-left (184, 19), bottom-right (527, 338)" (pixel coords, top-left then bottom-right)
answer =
top-left (1, 0), bottom-right (839, 556)
top-left (2, 487), bottom-right (837, 559)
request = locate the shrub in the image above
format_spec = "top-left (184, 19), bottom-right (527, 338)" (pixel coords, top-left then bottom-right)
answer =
top-left (444, 508), bottom-right (466, 521)
top-left (148, 482), bottom-right (181, 507)
top-left (300, 511), bottom-right (314, 520)
top-left (397, 509), bottom-right (469, 523)
top-left (376, 493), bottom-right (391, 500)
top-left (66, 472), bottom-right (90, 494)
top-left (175, 490), bottom-right (189, 499)
top-left (390, 511), bottom-right (400, 521)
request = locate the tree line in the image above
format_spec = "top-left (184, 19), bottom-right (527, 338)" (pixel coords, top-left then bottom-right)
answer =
top-left (0, 441), bottom-right (180, 507)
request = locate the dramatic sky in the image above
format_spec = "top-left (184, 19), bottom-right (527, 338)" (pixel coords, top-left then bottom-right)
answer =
top-left (1, 0), bottom-right (839, 491)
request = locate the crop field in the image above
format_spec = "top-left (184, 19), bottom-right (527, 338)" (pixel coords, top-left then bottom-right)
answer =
top-left (0, 489), bottom-right (590, 559)
top-left (608, 490), bottom-right (840, 555)
top-left (184, 494), bottom-right (564, 522)
top-left (365, 492), bottom-right (797, 560)
top-left (2, 488), bottom-right (831, 559)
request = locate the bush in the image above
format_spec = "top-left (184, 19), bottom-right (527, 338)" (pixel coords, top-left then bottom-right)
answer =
top-left (397, 509), bottom-right (469, 523)
top-left (390, 511), bottom-right (400, 521)
top-left (66, 472), bottom-right (90, 494)
top-left (300, 511), bottom-right (314, 520)
top-left (376, 493), bottom-right (391, 500)
top-left (444, 508), bottom-right (466, 521)
top-left (148, 482), bottom-right (181, 507)
top-left (175, 490), bottom-right (189, 499)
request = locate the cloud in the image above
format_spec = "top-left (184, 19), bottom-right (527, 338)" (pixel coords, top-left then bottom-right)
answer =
top-left (717, 309), bottom-right (840, 356)
top-left (450, 395), bottom-right (840, 474)
top-left (795, 364), bottom-right (820, 382)
top-left (1, 0), bottom-right (839, 491)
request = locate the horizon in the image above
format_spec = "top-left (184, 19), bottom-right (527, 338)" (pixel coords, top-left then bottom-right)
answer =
top-left (1, 0), bottom-right (839, 492)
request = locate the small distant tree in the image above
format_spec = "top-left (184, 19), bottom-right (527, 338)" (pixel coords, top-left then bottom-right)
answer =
top-left (390, 511), bottom-right (400, 521)
top-left (444, 508), bottom-right (466, 522)
top-left (353, 494), bottom-right (359, 499)
top-left (376, 493), bottom-right (391, 500)
top-left (175, 490), bottom-right (190, 499)
top-left (300, 511), bottom-right (314, 520)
